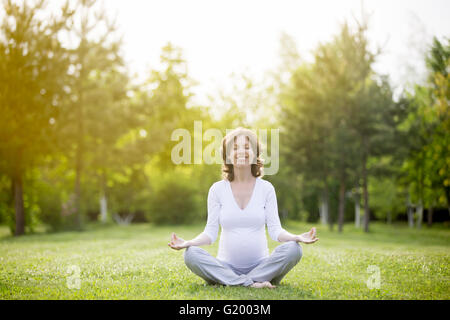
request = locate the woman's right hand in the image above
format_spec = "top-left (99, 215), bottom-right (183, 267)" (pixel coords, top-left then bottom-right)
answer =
top-left (168, 232), bottom-right (190, 250)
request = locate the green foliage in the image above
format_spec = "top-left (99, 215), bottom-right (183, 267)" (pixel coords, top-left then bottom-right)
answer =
top-left (37, 187), bottom-right (63, 231)
top-left (280, 19), bottom-right (397, 231)
top-left (368, 176), bottom-right (405, 222)
top-left (0, 175), bottom-right (11, 226)
top-left (398, 37), bottom-right (450, 210)
top-left (147, 169), bottom-right (200, 225)
top-left (107, 166), bottom-right (151, 219)
top-left (0, 0), bottom-right (74, 234)
top-left (0, 202), bottom-right (14, 234)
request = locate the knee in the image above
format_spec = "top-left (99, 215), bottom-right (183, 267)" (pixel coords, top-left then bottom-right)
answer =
top-left (283, 241), bottom-right (302, 263)
top-left (184, 246), bottom-right (203, 266)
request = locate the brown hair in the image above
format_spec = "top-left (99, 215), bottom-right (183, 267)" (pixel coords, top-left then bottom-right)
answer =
top-left (221, 127), bottom-right (264, 181)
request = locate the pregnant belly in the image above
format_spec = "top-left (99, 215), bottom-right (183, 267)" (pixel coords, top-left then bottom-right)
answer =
top-left (218, 229), bottom-right (269, 268)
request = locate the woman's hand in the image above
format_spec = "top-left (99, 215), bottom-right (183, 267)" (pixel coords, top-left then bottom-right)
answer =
top-left (168, 232), bottom-right (190, 250)
top-left (295, 227), bottom-right (319, 244)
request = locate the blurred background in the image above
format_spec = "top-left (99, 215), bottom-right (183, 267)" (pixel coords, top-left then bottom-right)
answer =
top-left (0, 0), bottom-right (449, 236)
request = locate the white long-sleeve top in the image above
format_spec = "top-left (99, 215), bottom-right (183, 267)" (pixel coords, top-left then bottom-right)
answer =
top-left (201, 177), bottom-right (286, 269)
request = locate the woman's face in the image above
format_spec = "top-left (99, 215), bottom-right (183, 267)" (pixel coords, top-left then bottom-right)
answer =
top-left (228, 135), bottom-right (256, 168)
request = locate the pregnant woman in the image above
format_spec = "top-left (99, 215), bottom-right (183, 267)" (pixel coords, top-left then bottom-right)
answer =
top-left (168, 127), bottom-right (319, 288)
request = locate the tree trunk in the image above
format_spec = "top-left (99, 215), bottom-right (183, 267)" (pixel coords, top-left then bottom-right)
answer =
top-left (362, 147), bottom-right (370, 233)
top-left (445, 186), bottom-right (450, 216)
top-left (99, 170), bottom-right (108, 223)
top-left (387, 211), bottom-right (392, 224)
top-left (319, 188), bottom-right (329, 225)
top-left (427, 202), bottom-right (434, 227)
top-left (74, 101), bottom-right (84, 230)
top-left (13, 172), bottom-right (25, 236)
top-left (74, 76), bottom-right (85, 230)
top-left (73, 41), bottom-right (87, 231)
top-left (355, 191), bottom-right (360, 228)
top-left (325, 183), bottom-right (333, 231)
top-left (338, 174), bottom-right (346, 233)
top-left (407, 193), bottom-right (414, 228)
top-left (417, 155), bottom-right (424, 229)
top-left (407, 206), bottom-right (414, 228)
top-left (416, 198), bottom-right (423, 229)
top-left (74, 145), bottom-right (83, 230)
top-left (100, 194), bottom-right (107, 223)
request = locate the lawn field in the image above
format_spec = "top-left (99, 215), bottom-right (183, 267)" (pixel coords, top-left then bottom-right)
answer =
top-left (0, 220), bottom-right (449, 299)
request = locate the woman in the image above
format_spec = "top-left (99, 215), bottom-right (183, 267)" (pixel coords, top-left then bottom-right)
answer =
top-left (168, 127), bottom-right (319, 288)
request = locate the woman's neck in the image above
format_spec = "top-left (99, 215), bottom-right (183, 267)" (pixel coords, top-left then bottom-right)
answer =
top-left (233, 166), bottom-right (254, 183)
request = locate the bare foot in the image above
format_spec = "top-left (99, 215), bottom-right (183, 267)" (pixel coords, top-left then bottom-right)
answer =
top-left (250, 281), bottom-right (276, 289)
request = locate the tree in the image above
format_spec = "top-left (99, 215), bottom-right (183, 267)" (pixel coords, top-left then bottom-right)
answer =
top-left (57, 0), bottom-right (125, 229)
top-left (397, 37), bottom-right (450, 228)
top-left (280, 17), bottom-right (397, 233)
top-left (0, 0), bottom-right (73, 235)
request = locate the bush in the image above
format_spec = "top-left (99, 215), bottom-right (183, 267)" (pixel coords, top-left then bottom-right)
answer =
top-left (36, 181), bottom-right (64, 231)
top-left (147, 174), bottom-right (199, 225)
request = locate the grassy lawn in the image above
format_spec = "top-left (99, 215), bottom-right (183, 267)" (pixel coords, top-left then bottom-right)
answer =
top-left (0, 220), bottom-right (449, 299)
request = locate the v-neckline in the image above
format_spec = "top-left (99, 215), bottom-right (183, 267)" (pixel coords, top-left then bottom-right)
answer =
top-left (227, 178), bottom-right (258, 212)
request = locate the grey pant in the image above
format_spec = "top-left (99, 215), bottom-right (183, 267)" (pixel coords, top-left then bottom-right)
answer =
top-left (183, 241), bottom-right (302, 287)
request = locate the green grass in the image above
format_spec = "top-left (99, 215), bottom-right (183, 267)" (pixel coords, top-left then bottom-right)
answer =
top-left (0, 220), bottom-right (449, 299)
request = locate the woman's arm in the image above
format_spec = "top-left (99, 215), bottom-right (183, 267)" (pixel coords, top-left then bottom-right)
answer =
top-left (168, 232), bottom-right (211, 250)
top-left (265, 184), bottom-right (287, 242)
top-left (277, 229), bottom-right (298, 242)
top-left (278, 228), bottom-right (319, 244)
top-left (201, 183), bottom-right (220, 244)
top-left (186, 232), bottom-right (212, 247)
top-left (264, 183), bottom-right (319, 244)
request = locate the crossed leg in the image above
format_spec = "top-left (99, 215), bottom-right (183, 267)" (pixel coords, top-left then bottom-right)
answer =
top-left (183, 246), bottom-right (254, 286)
top-left (246, 241), bottom-right (302, 285)
top-left (183, 241), bottom-right (302, 287)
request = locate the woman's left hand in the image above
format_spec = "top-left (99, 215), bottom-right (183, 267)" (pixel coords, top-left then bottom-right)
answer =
top-left (295, 227), bottom-right (319, 244)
